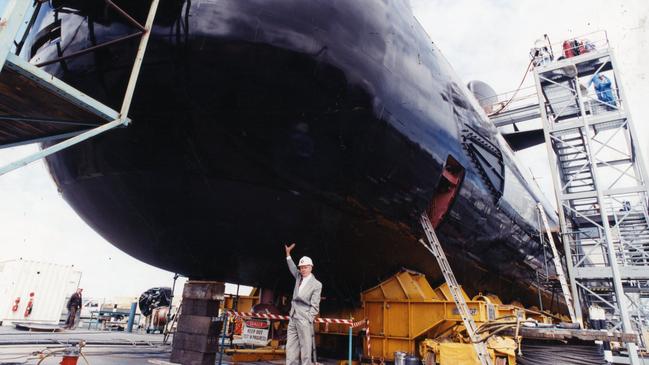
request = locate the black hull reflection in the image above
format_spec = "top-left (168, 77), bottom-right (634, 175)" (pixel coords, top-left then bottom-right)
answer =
top-left (38, 0), bottom-right (558, 308)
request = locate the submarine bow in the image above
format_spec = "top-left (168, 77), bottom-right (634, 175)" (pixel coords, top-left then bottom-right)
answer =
top-left (35, 0), bottom-right (559, 308)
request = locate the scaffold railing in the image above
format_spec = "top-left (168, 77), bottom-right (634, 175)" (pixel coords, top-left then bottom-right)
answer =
top-left (488, 30), bottom-right (648, 363)
top-left (536, 36), bottom-right (646, 364)
top-left (0, 0), bottom-right (160, 176)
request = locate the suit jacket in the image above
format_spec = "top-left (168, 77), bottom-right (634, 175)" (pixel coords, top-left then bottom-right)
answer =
top-left (287, 257), bottom-right (322, 322)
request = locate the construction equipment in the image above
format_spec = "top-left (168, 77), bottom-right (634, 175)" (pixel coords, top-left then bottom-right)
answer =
top-left (534, 38), bottom-right (649, 365)
top-left (488, 31), bottom-right (649, 363)
top-left (353, 269), bottom-right (523, 363)
top-left (419, 213), bottom-right (494, 365)
top-left (319, 267), bottom-right (636, 364)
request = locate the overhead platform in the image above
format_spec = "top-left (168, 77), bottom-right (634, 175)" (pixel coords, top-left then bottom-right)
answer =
top-left (0, 0), bottom-right (159, 176)
top-left (499, 32), bottom-right (649, 364)
top-left (0, 54), bottom-right (119, 149)
top-left (487, 32), bottom-right (649, 363)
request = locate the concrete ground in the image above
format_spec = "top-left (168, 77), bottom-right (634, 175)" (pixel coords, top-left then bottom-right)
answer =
top-left (0, 325), bottom-right (172, 364)
top-left (0, 344), bottom-right (171, 365)
top-left (0, 326), bottom-right (335, 365)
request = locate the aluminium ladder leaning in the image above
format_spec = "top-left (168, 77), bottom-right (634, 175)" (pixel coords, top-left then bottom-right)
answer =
top-left (419, 213), bottom-right (493, 365)
top-left (537, 203), bottom-right (578, 324)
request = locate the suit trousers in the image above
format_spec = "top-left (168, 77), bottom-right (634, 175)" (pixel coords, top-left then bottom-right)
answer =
top-left (286, 317), bottom-right (314, 365)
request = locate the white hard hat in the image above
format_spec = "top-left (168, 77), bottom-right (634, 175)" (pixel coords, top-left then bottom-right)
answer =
top-left (298, 256), bottom-right (313, 267)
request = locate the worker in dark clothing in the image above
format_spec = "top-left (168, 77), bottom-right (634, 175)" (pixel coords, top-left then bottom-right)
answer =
top-left (64, 288), bottom-right (83, 329)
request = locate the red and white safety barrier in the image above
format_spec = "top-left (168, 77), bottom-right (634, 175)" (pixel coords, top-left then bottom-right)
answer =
top-left (227, 311), bottom-right (290, 321)
top-left (227, 310), bottom-right (357, 325)
top-left (227, 310), bottom-right (371, 356)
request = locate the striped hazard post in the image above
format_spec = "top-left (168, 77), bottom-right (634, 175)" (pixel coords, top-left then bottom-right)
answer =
top-left (352, 319), bottom-right (371, 360)
top-left (365, 320), bottom-right (371, 359)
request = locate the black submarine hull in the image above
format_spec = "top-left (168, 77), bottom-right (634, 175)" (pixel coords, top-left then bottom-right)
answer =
top-left (37, 0), bottom-right (558, 308)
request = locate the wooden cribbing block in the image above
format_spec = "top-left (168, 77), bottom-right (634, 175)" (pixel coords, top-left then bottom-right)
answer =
top-left (170, 281), bottom-right (225, 365)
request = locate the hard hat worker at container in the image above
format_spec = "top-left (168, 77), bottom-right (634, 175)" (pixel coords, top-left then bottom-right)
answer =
top-left (284, 243), bottom-right (322, 365)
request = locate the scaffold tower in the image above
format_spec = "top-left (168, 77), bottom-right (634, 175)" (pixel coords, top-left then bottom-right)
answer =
top-left (491, 32), bottom-right (649, 364)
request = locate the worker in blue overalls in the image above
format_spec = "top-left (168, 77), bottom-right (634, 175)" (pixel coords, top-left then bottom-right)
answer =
top-left (588, 73), bottom-right (616, 110)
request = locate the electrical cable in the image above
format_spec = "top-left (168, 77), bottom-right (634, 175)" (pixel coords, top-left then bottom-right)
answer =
top-left (517, 341), bottom-right (605, 365)
top-left (488, 58), bottom-right (535, 117)
top-left (33, 342), bottom-right (91, 365)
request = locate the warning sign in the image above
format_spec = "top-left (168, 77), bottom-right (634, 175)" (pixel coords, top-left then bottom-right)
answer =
top-left (242, 319), bottom-right (270, 346)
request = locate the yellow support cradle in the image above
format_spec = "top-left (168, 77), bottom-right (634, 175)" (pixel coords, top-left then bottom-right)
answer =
top-left (361, 270), bottom-right (521, 361)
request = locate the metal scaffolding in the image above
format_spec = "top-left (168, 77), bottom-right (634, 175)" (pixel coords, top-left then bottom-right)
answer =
top-left (492, 33), bottom-right (649, 364)
top-left (0, 0), bottom-right (159, 176)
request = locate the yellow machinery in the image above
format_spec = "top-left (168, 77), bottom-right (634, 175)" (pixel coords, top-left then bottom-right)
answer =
top-left (361, 270), bottom-right (511, 361)
top-left (341, 270), bottom-right (555, 364)
top-left (221, 274), bottom-right (560, 364)
top-left (222, 288), bottom-right (260, 312)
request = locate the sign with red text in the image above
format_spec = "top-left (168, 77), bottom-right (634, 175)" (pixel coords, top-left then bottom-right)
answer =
top-left (242, 319), bottom-right (270, 346)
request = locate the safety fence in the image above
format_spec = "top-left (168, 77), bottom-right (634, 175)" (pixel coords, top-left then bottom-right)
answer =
top-left (226, 310), bottom-right (371, 360)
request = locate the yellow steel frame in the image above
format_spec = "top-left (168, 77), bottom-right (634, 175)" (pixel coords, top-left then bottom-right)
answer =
top-left (360, 270), bottom-right (520, 360)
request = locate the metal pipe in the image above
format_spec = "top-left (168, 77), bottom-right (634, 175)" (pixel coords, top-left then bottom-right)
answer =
top-left (105, 0), bottom-right (146, 32)
top-left (166, 273), bottom-right (179, 329)
top-left (218, 312), bottom-right (228, 365)
top-left (126, 302), bottom-right (137, 333)
top-left (348, 325), bottom-right (352, 365)
top-left (35, 32), bottom-right (143, 67)
top-left (118, 0), bottom-right (159, 121)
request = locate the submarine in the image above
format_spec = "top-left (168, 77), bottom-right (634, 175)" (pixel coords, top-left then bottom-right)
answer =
top-left (32, 0), bottom-right (561, 309)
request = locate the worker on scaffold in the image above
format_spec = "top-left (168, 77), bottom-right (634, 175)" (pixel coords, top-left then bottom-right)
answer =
top-left (588, 72), bottom-right (617, 110)
top-left (284, 243), bottom-right (322, 365)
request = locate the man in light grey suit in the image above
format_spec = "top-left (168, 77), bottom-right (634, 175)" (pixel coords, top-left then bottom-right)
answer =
top-left (284, 243), bottom-right (322, 365)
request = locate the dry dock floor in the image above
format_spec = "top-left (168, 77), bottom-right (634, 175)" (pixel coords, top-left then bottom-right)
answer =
top-left (0, 325), bottom-right (170, 364)
top-left (0, 326), bottom-right (336, 365)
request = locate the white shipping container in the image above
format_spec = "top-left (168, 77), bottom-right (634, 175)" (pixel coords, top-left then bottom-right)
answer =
top-left (0, 259), bottom-right (82, 326)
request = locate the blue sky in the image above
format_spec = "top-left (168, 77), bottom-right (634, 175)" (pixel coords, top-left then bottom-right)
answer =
top-left (1, 0), bottom-right (648, 299)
